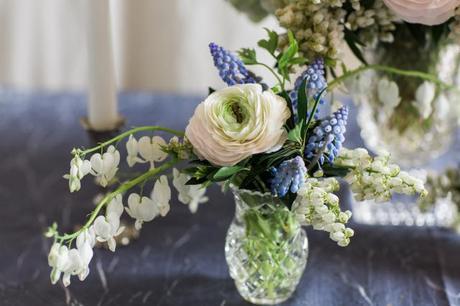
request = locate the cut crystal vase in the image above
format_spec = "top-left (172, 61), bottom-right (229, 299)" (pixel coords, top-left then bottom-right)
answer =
top-left (225, 188), bottom-right (308, 305)
top-left (347, 25), bottom-right (460, 227)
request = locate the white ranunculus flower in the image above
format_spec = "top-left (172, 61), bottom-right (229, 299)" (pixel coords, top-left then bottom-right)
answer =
top-left (185, 84), bottom-right (290, 166)
top-left (382, 0), bottom-right (460, 25)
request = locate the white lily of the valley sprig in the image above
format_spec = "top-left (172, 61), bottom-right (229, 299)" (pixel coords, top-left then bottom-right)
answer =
top-left (48, 228), bottom-right (95, 286)
top-left (138, 136), bottom-right (168, 169)
top-left (172, 168), bottom-right (208, 213)
top-left (90, 145), bottom-right (120, 187)
top-left (126, 135), bottom-right (145, 167)
top-left (151, 175), bottom-right (171, 217)
top-left (64, 156), bottom-right (91, 192)
top-left (93, 195), bottom-right (125, 252)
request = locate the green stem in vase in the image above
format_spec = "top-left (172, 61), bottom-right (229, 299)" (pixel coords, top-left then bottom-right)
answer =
top-left (242, 206), bottom-right (299, 297)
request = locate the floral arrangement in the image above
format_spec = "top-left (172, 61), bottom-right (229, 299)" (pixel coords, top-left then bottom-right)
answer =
top-left (45, 32), bottom-right (427, 292)
top-left (229, 0), bottom-right (460, 169)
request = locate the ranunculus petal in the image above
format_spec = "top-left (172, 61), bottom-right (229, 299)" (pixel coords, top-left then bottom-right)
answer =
top-left (185, 84), bottom-right (290, 166)
top-left (383, 0), bottom-right (460, 25)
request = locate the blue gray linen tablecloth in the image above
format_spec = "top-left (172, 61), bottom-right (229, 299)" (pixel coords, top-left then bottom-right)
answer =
top-left (0, 89), bottom-right (459, 306)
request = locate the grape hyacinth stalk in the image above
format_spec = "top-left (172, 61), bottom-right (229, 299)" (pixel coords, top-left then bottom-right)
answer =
top-left (271, 156), bottom-right (308, 197)
top-left (209, 42), bottom-right (261, 86)
top-left (290, 58), bottom-right (327, 120)
top-left (305, 106), bottom-right (349, 166)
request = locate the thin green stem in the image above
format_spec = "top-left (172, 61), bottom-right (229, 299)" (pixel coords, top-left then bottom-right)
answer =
top-left (253, 62), bottom-right (285, 91)
top-left (301, 87), bottom-right (327, 153)
top-left (55, 158), bottom-right (179, 241)
top-left (329, 64), bottom-right (456, 91)
top-left (79, 126), bottom-right (185, 156)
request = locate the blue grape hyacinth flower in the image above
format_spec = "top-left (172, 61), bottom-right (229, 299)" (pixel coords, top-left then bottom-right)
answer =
top-left (209, 42), bottom-right (261, 86)
top-left (305, 106), bottom-right (348, 165)
top-left (270, 156), bottom-right (307, 197)
top-left (290, 58), bottom-right (327, 120)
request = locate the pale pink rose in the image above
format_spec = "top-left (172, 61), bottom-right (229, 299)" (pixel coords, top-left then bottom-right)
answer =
top-left (185, 84), bottom-right (290, 166)
top-left (383, 0), bottom-right (460, 25)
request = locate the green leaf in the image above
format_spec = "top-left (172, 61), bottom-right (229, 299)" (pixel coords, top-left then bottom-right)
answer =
top-left (279, 90), bottom-right (295, 128)
top-left (322, 164), bottom-right (351, 177)
top-left (186, 177), bottom-right (209, 185)
top-left (289, 57), bottom-right (307, 66)
top-left (213, 165), bottom-right (246, 181)
top-left (297, 78), bottom-right (308, 123)
top-left (238, 48), bottom-right (258, 65)
top-left (344, 29), bottom-right (367, 65)
top-left (288, 123), bottom-right (303, 143)
top-left (258, 28), bottom-right (279, 56)
top-left (278, 31), bottom-right (298, 72)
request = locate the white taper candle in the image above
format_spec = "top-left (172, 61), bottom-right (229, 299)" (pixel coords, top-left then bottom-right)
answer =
top-left (86, 0), bottom-right (119, 131)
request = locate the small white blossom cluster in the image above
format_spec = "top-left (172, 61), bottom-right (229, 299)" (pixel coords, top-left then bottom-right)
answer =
top-left (65, 135), bottom-right (192, 193)
top-left (48, 228), bottom-right (95, 286)
top-left (292, 177), bottom-right (354, 247)
top-left (172, 168), bottom-right (209, 213)
top-left (49, 167), bottom-right (208, 286)
top-left (126, 135), bottom-right (191, 168)
top-left (48, 195), bottom-right (127, 286)
top-left (347, 0), bottom-right (396, 44)
top-left (64, 145), bottom-right (120, 192)
top-left (335, 148), bottom-right (427, 202)
top-left (53, 133), bottom-right (209, 287)
top-left (126, 175), bottom-right (171, 230)
top-left (271, 0), bottom-right (396, 62)
top-left (126, 135), bottom-right (168, 169)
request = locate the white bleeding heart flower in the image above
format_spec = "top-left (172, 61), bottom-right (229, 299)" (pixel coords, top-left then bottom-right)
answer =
top-left (138, 136), bottom-right (168, 169)
top-left (414, 81), bottom-right (435, 119)
top-left (64, 155), bottom-right (91, 192)
top-left (48, 227), bottom-right (96, 287)
top-left (107, 194), bottom-right (124, 218)
top-left (185, 84), bottom-right (290, 166)
top-left (90, 145), bottom-right (120, 187)
top-left (172, 168), bottom-right (208, 213)
top-left (126, 135), bottom-right (145, 167)
top-left (151, 175), bottom-right (171, 217)
top-left (126, 193), bottom-right (159, 230)
top-left (377, 78), bottom-right (400, 113)
top-left (93, 206), bottom-right (125, 252)
top-left (48, 243), bottom-right (70, 285)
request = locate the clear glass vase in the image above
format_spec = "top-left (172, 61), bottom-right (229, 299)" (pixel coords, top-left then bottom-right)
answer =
top-left (225, 188), bottom-right (308, 305)
top-left (347, 25), bottom-right (460, 227)
top-left (349, 35), bottom-right (460, 167)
